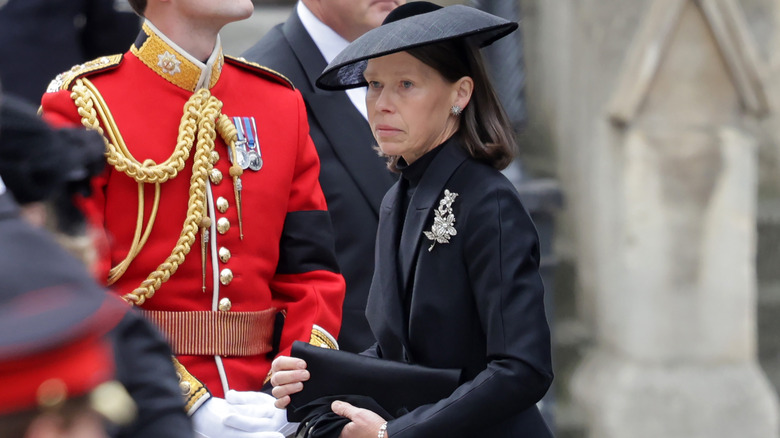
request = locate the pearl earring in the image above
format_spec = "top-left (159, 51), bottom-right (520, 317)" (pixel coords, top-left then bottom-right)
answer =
top-left (450, 105), bottom-right (462, 116)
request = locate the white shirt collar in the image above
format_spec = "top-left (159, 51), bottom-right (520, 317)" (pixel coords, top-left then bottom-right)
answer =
top-left (0, 175), bottom-right (5, 195)
top-left (296, 1), bottom-right (368, 120)
top-left (296, 1), bottom-right (350, 64)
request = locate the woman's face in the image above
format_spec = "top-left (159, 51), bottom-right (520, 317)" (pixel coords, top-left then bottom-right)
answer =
top-left (364, 51), bottom-right (468, 164)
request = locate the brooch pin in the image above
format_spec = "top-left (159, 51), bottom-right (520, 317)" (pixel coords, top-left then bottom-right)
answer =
top-left (424, 189), bottom-right (459, 252)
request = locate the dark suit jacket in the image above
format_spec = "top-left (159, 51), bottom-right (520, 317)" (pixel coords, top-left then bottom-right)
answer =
top-left (242, 12), bottom-right (396, 352)
top-left (365, 139), bottom-right (554, 438)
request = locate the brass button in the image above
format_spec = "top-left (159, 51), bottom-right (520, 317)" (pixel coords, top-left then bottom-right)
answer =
top-left (210, 168), bottom-right (223, 184)
top-left (179, 380), bottom-right (192, 396)
top-left (217, 217), bottom-right (230, 234)
top-left (216, 197), bottom-right (229, 213)
top-left (219, 247), bottom-right (231, 263)
top-left (210, 151), bottom-right (220, 164)
top-left (220, 269), bottom-right (233, 285)
top-left (218, 297), bottom-right (232, 312)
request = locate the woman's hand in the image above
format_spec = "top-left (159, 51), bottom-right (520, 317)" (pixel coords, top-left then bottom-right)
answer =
top-left (269, 356), bottom-right (309, 409)
top-left (331, 401), bottom-right (389, 438)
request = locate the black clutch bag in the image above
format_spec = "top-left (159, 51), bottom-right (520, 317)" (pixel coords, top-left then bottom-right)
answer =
top-left (287, 341), bottom-right (461, 421)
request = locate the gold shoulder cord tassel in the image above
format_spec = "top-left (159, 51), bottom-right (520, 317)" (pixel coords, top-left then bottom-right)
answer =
top-left (230, 164), bottom-right (244, 240)
top-left (216, 115), bottom-right (244, 240)
top-left (71, 79), bottom-right (227, 305)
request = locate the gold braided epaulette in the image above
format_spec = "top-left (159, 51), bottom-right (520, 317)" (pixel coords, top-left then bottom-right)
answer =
top-left (224, 55), bottom-right (294, 90)
top-left (46, 54), bottom-right (123, 93)
top-left (172, 357), bottom-right (210, 415)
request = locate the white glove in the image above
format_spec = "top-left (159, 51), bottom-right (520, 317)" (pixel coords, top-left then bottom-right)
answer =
top-left (224, 390), bottom-right (291, 433)
top-left (192, 393), bottom-right (285, 438)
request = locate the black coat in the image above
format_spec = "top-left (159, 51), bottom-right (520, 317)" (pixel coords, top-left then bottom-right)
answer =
top-left (242, 12), bottom-right (396, 352)
top-left (366, 140), bottom-right (553, 438)
top-left (0, 0), bottom-right (140, 104)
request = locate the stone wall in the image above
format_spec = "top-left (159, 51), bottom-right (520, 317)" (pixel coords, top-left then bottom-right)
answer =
top-left (521, 0), bottom-right (780, 436)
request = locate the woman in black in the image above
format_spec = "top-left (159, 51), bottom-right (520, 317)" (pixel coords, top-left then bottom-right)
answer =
top-left (271, 3), bottom-right (553, 438)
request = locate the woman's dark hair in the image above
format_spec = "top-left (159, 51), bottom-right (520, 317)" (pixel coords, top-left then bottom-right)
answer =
top-left (127, 0), bottom-right (147, 16)
top-left (383, 39), bottom-right (517, 172)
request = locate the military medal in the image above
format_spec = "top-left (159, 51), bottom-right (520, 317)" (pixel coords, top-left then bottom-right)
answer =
top-left (244, 117), bottom-right (263, 171)
top-left (232, 116), bottom-right (250, 170)
top-left (236, 148), bottom-right (249, 170)
top-left (247, 149), bottom-right (262, 171)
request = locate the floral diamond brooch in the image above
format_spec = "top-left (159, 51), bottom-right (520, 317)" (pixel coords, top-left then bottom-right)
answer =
top-left (424, 189), bottom-right (459, 251)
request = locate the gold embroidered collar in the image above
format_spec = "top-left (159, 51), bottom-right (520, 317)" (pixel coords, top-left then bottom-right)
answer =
top-left (130, 21), bottom-right (224, 92)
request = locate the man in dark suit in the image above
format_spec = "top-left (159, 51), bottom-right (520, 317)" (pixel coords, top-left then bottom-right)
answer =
top-left (243, 0), bottom-right (404, 353)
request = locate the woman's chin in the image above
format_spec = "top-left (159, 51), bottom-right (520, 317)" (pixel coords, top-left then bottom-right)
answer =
top-left (376, 143), bottom-right (394, 156)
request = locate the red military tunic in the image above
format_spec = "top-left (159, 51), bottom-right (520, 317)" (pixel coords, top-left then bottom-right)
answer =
top-left (41, 21), bottom-right (345, 409)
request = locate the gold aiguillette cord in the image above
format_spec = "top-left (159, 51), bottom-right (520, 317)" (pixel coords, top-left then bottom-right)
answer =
top-left (216, 115), bottom-right (244, 240)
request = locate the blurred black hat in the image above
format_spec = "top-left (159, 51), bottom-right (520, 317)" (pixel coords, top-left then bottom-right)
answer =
top-left (0, 93), bottom-right (105, 234)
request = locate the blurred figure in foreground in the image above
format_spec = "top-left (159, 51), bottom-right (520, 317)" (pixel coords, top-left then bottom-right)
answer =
top-left (0, 93), bottom-right (193, 438)
top-left (0, 247), bottom-right (134, 438)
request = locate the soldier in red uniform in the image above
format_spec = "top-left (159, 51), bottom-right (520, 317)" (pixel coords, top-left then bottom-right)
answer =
top-left (40, 0), bottom-right (346, 436)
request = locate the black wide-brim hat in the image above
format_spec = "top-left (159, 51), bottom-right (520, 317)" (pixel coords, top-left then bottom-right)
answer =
top-left (316, 2), bottom-right (518, 91)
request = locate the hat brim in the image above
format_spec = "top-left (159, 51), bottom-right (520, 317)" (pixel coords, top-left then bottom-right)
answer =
top-left (0, 214), bottom-right (127, 359)
top-left (316, 5), bottom-right (518, 91)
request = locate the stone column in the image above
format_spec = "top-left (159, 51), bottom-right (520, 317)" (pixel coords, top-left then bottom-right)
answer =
top-left (563, 0), bottom-right (779, 436)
